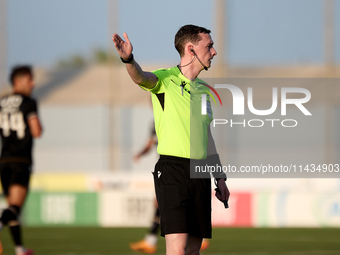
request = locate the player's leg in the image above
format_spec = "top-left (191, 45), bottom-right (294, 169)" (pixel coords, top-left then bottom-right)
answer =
top-left (4, 184), bottom-right (29, 255)
top-left (164, 234), bottom-right (202, 255)
top-left (7, 184), bottom-right (28, 205)
top-left (165, 233), bottom-right (187, 255)
top-left (142, 206), bottom-right (160, 248)
top-left (185, 235), bottom-right (202, 255)
top-left (147, 205), bottom-right (160, 240)
top-left (8, 184), bottom-right (28, 250)
top-left (129, 201), bottom-right (159, 254)
top-left (0, 163), bottom-right (32, 255)
top-left (0, 163), bottom-right (10, 255)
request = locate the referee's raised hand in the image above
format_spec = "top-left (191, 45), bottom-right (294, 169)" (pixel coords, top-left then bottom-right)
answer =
top-left (112, 32), bottom-right (133, 60)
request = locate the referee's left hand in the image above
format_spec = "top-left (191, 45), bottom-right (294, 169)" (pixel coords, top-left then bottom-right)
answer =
top-left (215, 179), bottom-right (230, 203)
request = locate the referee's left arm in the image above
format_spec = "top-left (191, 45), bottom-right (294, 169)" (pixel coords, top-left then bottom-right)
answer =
top-left (207, 126), bottom-right (217, 156)
top-left (207, 126), bottom-right (230, 203)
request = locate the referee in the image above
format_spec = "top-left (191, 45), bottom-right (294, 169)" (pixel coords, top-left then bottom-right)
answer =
top-left (113, 25), bottom-right (229, 255)
top-left (0, 66), bottom-right (42, 255)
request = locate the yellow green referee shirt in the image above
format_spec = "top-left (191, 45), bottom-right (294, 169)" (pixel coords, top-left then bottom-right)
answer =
top-left (140, 66), bottom-right (213, 160)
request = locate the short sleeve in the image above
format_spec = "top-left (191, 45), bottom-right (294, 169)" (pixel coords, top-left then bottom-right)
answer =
top-left (139, 68), bottom-right (169, 94)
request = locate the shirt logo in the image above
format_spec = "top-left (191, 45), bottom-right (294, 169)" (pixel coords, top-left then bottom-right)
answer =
top-left (157, 171), bottom-right (162, 178)
top-left (197, 81), bottom-right (223, 106)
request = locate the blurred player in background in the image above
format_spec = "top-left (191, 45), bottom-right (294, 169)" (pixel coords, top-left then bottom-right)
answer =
top-left (130, 121), bottom-right (159, 254)
top-left (113, 24), bottom-right (228, 255)
top-left (0, 66), bottom-right (42, 255)
top-left (133, 121), bottom-right (158, 163)
top-left (130, 122), bottom-right (210, 254)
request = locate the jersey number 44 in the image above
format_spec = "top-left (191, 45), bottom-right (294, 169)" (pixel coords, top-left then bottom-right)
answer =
top-left (0, 112), bottom-right (26, 139)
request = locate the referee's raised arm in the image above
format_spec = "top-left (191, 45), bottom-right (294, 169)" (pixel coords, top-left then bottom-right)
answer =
top-left (112, 33), bottom-right (158, 89)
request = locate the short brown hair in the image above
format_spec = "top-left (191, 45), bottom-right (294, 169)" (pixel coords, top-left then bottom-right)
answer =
top-left (9, 65), bottom-right (33, 86)
top-left (174, 25), bottom-right (211, 57)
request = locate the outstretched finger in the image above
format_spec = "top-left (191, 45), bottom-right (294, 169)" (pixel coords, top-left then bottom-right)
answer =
top-left (112, 33), bottom-right (122, 43)
top-left (123, 32), bottom-right (131, 44)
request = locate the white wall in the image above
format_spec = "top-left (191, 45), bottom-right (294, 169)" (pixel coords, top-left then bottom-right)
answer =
top-left (34, 105), bottom-right (155, 172)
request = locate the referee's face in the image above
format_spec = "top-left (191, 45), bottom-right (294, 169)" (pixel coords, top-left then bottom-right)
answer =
top-left (194, 33), bottom-right (217, 69)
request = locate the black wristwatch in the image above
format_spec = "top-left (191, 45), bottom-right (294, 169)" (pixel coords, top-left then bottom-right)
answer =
top-left (120, 54), bottom-right (134, 63)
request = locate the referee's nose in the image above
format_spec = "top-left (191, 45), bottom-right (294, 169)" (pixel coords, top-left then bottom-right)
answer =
top-left (211, 46), bottom-right (217, 57)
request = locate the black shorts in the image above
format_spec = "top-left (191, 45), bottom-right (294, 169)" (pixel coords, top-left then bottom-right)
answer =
top-left (0, 162), bottom-right (31, 196)
top-left (153, 155), bottom-right (212, 238)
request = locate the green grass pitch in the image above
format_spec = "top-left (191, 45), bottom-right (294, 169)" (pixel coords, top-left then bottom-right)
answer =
top-left (1, 227), bottom-right (340, 254)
